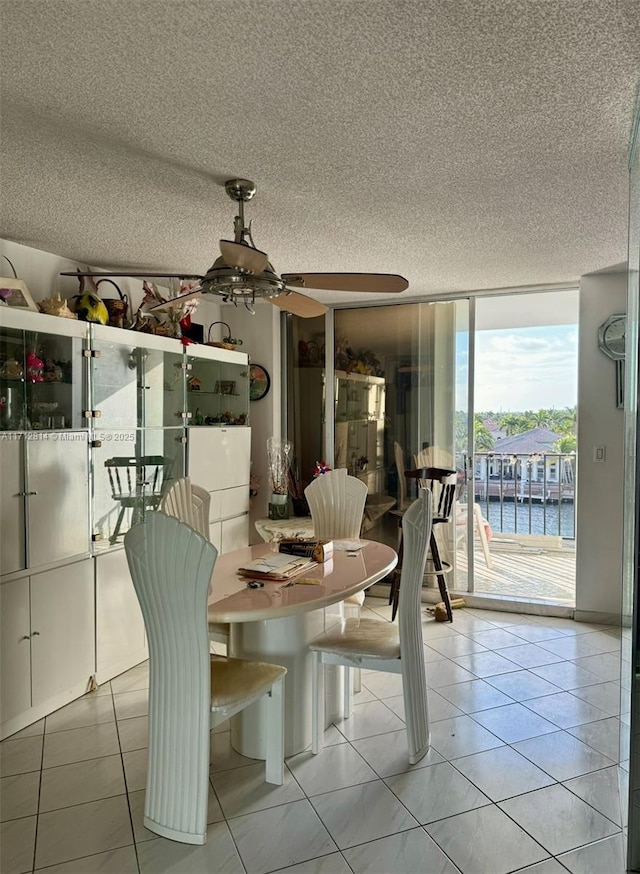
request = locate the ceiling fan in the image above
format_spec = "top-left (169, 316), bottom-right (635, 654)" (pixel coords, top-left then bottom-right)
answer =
top-left (63, 178), bottom-right (409, 318)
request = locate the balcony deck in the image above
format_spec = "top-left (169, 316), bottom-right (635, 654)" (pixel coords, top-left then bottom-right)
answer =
top-left (456, 539), bottom-right (576, 604)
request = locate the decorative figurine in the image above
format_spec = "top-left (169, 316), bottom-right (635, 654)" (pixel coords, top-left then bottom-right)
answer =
top-left (38, 292), bottom-right (78, 319)
top-left (26, 351), bottom-right (44, 382)
top-left (71, 273), bottom-right (108, 324)
top-left (44, 359), bottom-right (63, 382)
top-left (0, 357), bottom-right (23, 379)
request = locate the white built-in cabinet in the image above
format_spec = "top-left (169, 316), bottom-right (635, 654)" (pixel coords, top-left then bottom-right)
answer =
top-left (0, 434), bottom-right (90, 575)
top-left (1, 560), bottom-right (94, 738)
top-left (188, 426), bottom-right (251, 553)
top-left (0, 307), bottom-right (251, 738)
top-left (95, 549), bottom-right (147, 682)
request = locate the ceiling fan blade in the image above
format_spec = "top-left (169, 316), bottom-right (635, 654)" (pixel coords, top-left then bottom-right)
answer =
top-left (146, 287), bottom-right (203, 311)
top-left (220, 240), bottom-right (269, 275)
top-left (268, 291), bottom-right (329, 318)
top-left (281, 273), bottom-right (408, 293)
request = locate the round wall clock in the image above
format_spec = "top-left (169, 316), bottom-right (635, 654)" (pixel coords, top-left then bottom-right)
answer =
top-left (598, 314), bottom-right (626, 360)
top-left (249, 364), bottom-right (270, 401)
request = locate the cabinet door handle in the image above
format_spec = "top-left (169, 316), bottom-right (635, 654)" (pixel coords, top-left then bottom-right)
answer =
top-left (16, 491), bottom-right (38, 497)
top-left (20, 635), bottom-right (30, 641)
top-left (31, 631), bottom-right (40, 637)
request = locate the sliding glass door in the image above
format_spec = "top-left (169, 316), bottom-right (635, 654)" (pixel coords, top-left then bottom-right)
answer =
top-left (285, 290), bottom-right (578, 607)
top-left (471, 290), bottom-right (579, 604)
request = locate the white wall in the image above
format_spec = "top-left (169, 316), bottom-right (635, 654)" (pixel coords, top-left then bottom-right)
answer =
top-left (222, 302), bottom-right (282, 544)
top-left (575, 270), bottom-right (627, 620)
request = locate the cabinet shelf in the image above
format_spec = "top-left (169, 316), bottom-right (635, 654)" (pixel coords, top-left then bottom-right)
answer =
top-left (188, 390), bottom-right (241, 397)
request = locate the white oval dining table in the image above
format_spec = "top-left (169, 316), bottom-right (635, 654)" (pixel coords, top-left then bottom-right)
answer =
top-left (207, 540), bottom-right (397, 758)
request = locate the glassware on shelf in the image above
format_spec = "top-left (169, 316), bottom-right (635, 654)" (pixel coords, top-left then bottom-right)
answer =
top-left (0, 385), bottom-right (19, 429)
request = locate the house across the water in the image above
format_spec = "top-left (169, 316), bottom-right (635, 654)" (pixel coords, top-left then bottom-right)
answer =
top-left (475, 426), bottom-right (575, 503)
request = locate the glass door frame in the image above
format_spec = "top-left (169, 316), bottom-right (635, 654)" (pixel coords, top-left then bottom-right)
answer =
top-left (321, 286), bottom-right (578, 609)
top-left (624, 97), bottom-right (640, 873)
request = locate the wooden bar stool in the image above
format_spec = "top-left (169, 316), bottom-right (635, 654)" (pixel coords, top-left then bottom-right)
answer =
top-left (388, 467), bottom-right (457, 623)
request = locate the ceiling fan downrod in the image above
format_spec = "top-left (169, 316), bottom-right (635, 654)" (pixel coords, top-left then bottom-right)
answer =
top-left (225, 178), bottom-right (256, 246)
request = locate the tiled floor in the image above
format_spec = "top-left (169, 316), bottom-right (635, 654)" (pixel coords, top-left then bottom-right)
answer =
top-left (0, 599), bottom-right (629, 874)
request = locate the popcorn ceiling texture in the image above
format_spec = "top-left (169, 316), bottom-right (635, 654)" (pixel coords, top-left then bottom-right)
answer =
top-left (1, 0), bottom-right (639, 303)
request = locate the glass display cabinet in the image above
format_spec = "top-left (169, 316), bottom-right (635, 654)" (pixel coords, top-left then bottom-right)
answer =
top-left (185, 344), bottom-right (252, 553)
top-left (88, 331), bottom-right (251, 548)
top-left (185, 344), bottom-right (249, 426)
top-left (89, 325), bottom-right (185, 430)
top-left (0, 309), bottom-right (89, 574)
top-left (0, 307), bottom-right (252, 738)
top-left (0, 308), bottom-right (93, 739)
top-left (0, 309), bottom-right (85, 432)
top-left (334, 369), bottom-right (386, 496)
top-left (88, 326), bottom-right (186, 549)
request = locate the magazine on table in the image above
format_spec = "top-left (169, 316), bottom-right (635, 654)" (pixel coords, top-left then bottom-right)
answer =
top-left (237, 553), bottom-right (317, 581)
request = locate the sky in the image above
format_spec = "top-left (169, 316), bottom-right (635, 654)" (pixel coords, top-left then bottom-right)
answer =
top-left (456, 324), bottom-right (578, 413)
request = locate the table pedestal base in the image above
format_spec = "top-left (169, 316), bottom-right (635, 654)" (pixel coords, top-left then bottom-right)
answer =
top-left (229, 607), bottom-right (343, 759)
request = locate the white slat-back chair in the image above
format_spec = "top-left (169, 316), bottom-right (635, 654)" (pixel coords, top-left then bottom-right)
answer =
top-left (310, 488), bottom-right (433, 764)
top-left (124, 512), bottom-right (286, 845)
top-left (304, 469), bottom-right (369, 696)
top-left (160, 477), bottom-right (229, 646)
top-left (304, 469), bottom-right (368, 614)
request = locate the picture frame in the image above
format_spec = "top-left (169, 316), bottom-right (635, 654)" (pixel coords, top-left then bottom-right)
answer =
top-left (0, 278), bottom-right (38, 312)
top-left (249, 363), bottom-right (270, 401)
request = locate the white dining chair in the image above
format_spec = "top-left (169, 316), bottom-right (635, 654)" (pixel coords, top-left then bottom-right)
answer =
top-left (309, 488), bottom-right (433, 764)
top-left (304, 468), bottom-right (368, 615)
top-left (124, 512), bottom-right (286, 845)
top-left (304, 468), bottom-right (369, 696)
top-left (160, 476), bottom-right (229, 646)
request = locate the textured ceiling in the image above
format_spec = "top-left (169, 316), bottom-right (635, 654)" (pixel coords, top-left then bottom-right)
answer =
top-left (1, 1), bottom-right (639, 307)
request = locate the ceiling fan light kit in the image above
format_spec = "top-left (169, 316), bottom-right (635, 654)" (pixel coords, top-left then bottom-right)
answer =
top-left (61, 178), bottom-right (408, 318)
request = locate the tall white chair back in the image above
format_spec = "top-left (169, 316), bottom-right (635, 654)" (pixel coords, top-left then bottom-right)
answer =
top-left (304, 468), bottom-right (369, 695)
top-left (125, 512), bottom-right (286, 845)
top-left (396, 488), bottom-right (433, 759)
top-left (125, 512), bottom-right (217, 844)
top-left (160, 476), bottom-right (210, 539)
top-left (190, 484), bottom-right (211, 539)
top-left (160, 477), bottom-right (227, 644)
top-left (310, 488), bottom-right (433, 763)
top-left (304, 469), bottom-right (367, 540)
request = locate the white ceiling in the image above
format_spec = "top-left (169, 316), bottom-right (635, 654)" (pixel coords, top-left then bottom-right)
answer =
top-left (1, 1), bottom-right (639, 308)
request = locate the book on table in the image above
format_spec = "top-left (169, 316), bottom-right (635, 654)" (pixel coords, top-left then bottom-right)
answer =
top-left (237, 553), bottom-right (317, 581)
top-left (278, 539), bottom-right (333, 563)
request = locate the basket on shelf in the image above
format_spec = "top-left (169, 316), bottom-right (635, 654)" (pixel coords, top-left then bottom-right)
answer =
top-left (206, 321), bottom-right (242, 351)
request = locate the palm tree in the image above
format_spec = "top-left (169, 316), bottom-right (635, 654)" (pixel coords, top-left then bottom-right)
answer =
top-left (531, 409), bottom-right (552, 428)
top-left (553, 434), bottom-right (576, 454)
top-left (498, 413), bottom-right (522, 435)
top-left (474, 416), bottom-right (494, 451)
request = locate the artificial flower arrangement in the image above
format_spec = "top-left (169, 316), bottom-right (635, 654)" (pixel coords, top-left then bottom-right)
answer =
top-left (312, 460), bottom-right (332, 477)
top-left (136, 280), bottom-right (200, 343)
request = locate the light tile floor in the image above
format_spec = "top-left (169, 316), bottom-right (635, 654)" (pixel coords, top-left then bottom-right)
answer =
top-left (0, 599), bottom-right (629, 874)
